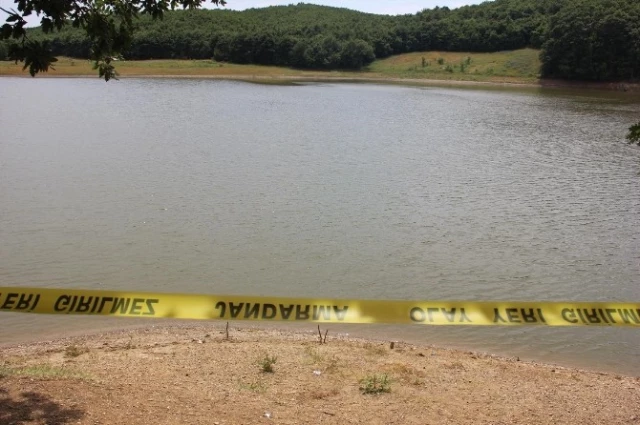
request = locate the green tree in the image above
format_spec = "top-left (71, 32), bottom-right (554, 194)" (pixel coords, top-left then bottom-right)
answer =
top-left (339, 39), bottom-right (375, 69)
top-left (540, 0), bottom-right (640, 80)
top-left (0, 41), bottom-right (7, 60)
top-left (0, 0), bottom-right (226, 80)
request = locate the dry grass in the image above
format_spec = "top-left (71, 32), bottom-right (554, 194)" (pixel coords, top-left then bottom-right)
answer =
top-left (0, 49), bottom-right (541, 85)
top-left (0, 363), bottom-right (92, 380)
top-left (0, 325), bottom-right (638, 424)
top-left (0, 57), bottom-right (349, 78)
top-left (64, 345), bottom-right (89, 358)
top-left (306, 387), bottom-right (340, 400)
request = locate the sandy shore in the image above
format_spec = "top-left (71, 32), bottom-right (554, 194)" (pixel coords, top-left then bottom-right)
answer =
top-left (1, 323), bottom-right (639, 424)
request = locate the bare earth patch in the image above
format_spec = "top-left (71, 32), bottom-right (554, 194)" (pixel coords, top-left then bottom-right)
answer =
top-left (1, 324), bottom-right (638, 424)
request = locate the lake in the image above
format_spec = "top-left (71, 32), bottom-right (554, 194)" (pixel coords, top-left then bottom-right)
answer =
top-left (1, 77), bottom-right (639, 375)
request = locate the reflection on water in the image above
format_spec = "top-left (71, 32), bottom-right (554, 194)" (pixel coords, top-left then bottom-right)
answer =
top-left (0, 78), bottom-right (639, 375)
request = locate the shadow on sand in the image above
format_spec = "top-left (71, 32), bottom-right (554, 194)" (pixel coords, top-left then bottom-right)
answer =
top-left (0, 385), bottom-right (84, 425)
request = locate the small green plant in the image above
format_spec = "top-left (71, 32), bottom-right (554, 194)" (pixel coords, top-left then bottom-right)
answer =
top-left (258, 354), bottom-right (277, 373)
top-left (437, 57), bottom-right (444, 65)
top-left (359, 374), bottom-right (391, 394)
top-left (445, 64), bottom-right (454, 73)
top-left (241, 378), bottom-right (268, 393)
top-left (459, 61), bottom-right (466, 72)
top-left (465, 56), bottom-right (472, 65)
top-left (421, 56), bottom-right (427, 68)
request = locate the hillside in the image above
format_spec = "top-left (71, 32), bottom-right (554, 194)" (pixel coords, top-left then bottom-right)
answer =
top-left (1, 0), bottom-right (639, 81)
top-left (0, 49), bottom-right (543, 85)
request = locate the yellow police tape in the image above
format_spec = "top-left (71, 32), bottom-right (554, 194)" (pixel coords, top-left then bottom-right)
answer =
top-left (0, 287), bottom-right (639, 327)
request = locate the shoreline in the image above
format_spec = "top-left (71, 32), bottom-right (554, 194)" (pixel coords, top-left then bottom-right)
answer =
top-left (1, 323), bottom-right (639, 424)
top-left (1, 49), bottom-right (637, 92)
top-left (2, 316), bottom-right (637, 378)
top-left (2, 321), bottom-right (637, 378)
top-left (2, 70), bottom-right (639, 93)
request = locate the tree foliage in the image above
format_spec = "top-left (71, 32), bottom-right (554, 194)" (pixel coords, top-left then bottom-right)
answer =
top-left (0, 0), bottom-right (226, 80)
top-left (4, 1), bottom-right (563, 71)
top-left (627, 123), bottom-right (640, 146)
top-left (0, 40), bottom-right (8, 60)
top-left (540, 0), bottom-right (640, 81)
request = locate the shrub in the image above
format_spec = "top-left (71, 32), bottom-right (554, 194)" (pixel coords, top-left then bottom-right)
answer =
top-left (359, 374), bottom-right (391, 394)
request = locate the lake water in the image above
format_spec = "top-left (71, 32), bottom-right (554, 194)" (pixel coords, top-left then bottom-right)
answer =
top-left (1, 77), bottom-right (639, 375)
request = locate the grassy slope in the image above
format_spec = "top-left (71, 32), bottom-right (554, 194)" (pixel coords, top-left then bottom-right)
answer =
top-left (367, 49), bottom-right (540, 82)
top-left (0, 49), bottom-right (541, 83)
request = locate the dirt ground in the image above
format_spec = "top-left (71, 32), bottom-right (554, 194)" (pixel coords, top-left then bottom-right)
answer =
top-left (1, 324), bottom-right (639, 425)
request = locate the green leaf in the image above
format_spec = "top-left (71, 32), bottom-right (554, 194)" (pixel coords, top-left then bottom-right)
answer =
top-left (1, 24), bottom-right (12, 39)
top-left (41, 17), bottom-right (54, 33)
top-left (93, 60), bottom-right (119, 82)
top-left (20, 40), bottom-right (58, 76)
top-left (626, 122), bottom-right (640, 146)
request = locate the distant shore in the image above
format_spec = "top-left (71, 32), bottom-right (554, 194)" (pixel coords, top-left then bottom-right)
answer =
top-left (1, 323), bottom-right (639, 425)
top-left (2, 53), bottom-right (638, 92)
top-left (3, 70), bottom-right (638, 93)
top-left (1, 72), bottom-right (542, 88)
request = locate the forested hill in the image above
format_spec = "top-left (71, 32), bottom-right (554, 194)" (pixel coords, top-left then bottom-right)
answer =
top-left (8, 0), bottom-right (640, 81)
